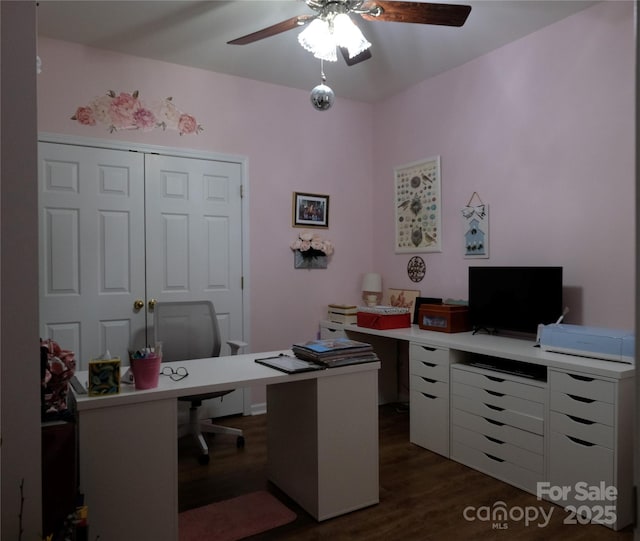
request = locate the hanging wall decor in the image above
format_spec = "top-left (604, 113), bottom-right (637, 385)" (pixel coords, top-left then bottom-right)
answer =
top-left (71, 90), bottom-right (204, 135)
top-left (290, 230), bottom-right (334, 269)
top-left (407, 256), bottom-right (426, 282)
top-left (462, 192), bottom-right (489, 259)
top-left (394, 156), bottom-right (441, 253)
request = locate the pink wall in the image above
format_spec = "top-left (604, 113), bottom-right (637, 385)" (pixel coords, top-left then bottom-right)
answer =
top-left (37, 0), bottom-right (635, 371)
top-left (372, 1), bottom-right (635, 329)
top-left (37, 38), bottom-right (375, 354)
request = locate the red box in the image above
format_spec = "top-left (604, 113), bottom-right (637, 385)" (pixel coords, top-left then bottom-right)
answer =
top-left (357, 311), bottom-right (411, 330)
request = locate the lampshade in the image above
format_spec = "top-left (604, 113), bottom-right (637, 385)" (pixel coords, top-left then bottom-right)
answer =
top-left (298, 18), bottom-right (338, 62)
top-left (298, 13), bottom-right (371, 62)
top-left (332, 14), bottom-right (371, 58)
top-left (362, 273), bottom-right (382, 293)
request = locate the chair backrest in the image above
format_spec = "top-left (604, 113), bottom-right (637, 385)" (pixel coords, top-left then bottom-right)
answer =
top-left (153, 300), bottom-right (222, 362)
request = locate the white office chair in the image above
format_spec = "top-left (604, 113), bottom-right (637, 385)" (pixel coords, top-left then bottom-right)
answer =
top-left (153, 300), bottom-right (247, 464)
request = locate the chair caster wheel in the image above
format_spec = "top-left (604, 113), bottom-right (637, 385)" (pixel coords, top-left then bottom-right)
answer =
top-left (198, 454), bottom-right (210, 465)
top-left (237, 436), bottom-right (245, 448)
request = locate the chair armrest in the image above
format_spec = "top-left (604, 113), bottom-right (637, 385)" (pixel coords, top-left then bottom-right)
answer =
top-left (227, 340), bottom-right (248, 355)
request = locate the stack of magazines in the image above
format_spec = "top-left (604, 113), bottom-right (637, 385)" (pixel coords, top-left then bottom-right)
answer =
top-left (292, 337), bottom-right (379, 367)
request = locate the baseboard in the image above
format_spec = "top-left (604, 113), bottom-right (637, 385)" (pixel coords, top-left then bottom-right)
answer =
top-left (250, 402), bottom-right (267, 416)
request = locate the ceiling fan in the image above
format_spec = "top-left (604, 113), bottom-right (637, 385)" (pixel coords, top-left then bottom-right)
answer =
top-left (227, 1), bottom-right (472, 66)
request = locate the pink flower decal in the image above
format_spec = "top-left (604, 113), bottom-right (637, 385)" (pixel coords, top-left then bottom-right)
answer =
top-left (178, 113), bottom-right (198, 135)
top-left (133, 107), bottom-right (157, 131)
top-left (72, 106), bottom-right (96, 126)
top-left (71, 90), bottom-right (203, 135)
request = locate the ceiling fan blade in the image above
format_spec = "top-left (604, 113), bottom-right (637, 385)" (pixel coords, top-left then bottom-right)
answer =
top-left (361, 2), bottom-right (471, 27)
top-left (227, 15), bottom-right (314, 45)
top-left (340, 46), bottom-right (372, 66)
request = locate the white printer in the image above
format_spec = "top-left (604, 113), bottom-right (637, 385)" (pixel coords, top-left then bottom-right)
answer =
top-left (539, 324), bottom-right (635, 364)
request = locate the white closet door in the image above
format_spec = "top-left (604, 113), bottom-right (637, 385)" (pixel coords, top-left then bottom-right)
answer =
top-left (144, 154), bottom-right (244, 417)
top-left (38, 142), bottom-right (147, 368)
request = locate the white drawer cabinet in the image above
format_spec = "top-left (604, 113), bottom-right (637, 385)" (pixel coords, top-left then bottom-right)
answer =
top-left (450, 364), bottom-right (546, 493)
top-left (317, 320), bottom-right (635, 530)
top-left (548, 368), bottom-right (633, 530)
top-left (409, 343), bottom-right (450, 457)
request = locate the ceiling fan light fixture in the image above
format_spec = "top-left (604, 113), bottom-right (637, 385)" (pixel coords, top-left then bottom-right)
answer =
top-left (298, 18), bottom-right (338, 62)
top-left (332, 13), bottom-right (371, 58)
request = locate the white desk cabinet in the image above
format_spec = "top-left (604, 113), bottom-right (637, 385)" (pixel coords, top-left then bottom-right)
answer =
top-left (548, 368), bottom-right (634, 529)
top-left (450, 364), bottom-right (546, 494)
top-left (409, 343), bottom-right (450, 457)
top-left (319, 320), bottom-right (635, 530)
top-left (267, 369), bottom-right (379, 521)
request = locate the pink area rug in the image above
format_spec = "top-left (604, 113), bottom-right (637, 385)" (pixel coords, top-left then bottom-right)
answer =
top-left (179, 490), bottom-right (297, 541)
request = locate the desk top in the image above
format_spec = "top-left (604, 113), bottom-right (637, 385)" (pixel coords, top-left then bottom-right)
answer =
top-left (72, 349), bottom-right (381, 412)
top-left (322, 321), bottom-right (635, 379)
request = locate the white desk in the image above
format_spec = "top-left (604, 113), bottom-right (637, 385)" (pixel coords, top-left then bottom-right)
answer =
top-left (72, 351), bottom-right (380, 541)
top-left (321, 321), bottom-right (635, 530)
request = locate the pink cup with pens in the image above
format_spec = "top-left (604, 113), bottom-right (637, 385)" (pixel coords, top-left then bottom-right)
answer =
top-left (130, 346), bottom-right (162, 390)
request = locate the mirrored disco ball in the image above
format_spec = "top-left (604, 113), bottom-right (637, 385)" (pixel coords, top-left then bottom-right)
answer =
top-left (310, 84), bottom-right (335, 111)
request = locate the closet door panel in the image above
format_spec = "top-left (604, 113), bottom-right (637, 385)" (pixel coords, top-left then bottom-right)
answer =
top-left (145, 154), bottom-right (244, 417)
top-left (39, 142), bottom-right (147, 368)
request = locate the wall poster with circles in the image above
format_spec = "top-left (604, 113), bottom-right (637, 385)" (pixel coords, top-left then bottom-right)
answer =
top-left (394, 156), bottom-right (441, 253)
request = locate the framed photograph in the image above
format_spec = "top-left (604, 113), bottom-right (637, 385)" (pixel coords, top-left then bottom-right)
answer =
top-left (293, 192), bottom-right (329, 228)
top-left (394, 156), bottom-right (441, 253)
top-left (382, 288), bottom-right (421, 316)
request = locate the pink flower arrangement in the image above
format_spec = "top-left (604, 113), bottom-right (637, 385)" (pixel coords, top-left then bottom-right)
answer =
top-left (41, 338), bottom-right (76, 415)
top-left (72, 90), bottom-right (203, 135)
top-left (290, 231), bottom-right (334, 256)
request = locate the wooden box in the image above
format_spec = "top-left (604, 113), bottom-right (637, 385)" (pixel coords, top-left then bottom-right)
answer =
top-left (328, 304), bottom-right (358, 325)
top-left (418, 304), bottom-right (470, 333)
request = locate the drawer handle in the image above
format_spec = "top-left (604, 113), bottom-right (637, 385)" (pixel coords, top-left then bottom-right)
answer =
top-left (485, 375), bottom-right (505, 383)
top-left (566, 414), bottom-right (595, 425)
top-left (484, 417), bottom-right (505, 427)
top-left (568, 374), bottom-right (595, 382)
top-left (485, 435), bottom-right (505, 445)
top-left (484, 453), bottom-right (505, 463)
top-left (421, 346), bottom-right (438, 352)
top-left (485, 390), bottom-right (505, 398)
top-left (567, 394), bottom-right (596, 404)
top-left (567, 435), bottom-right (595, 447)
top-left (421, 377), bottom-right (437, 384)
top-left (421, 392), bottom-right (437, 400)
top-left (485, 404), bottom-right (505, 412)
top-left (422, 361), bottom-right (437, 368)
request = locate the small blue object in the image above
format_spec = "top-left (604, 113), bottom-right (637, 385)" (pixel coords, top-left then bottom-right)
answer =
top-left (540, 324), bottom-right (634, 364)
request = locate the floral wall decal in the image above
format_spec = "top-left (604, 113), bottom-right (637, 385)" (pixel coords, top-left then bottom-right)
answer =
top-left (71, 90), bottom-right (204, 135)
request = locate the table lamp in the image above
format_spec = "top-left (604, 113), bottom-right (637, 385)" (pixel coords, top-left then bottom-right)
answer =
top-left (362, 273), bottom-right (382, 307)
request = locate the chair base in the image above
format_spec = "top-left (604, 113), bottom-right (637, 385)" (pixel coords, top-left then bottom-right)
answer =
top-left (178, 405), bottom-right (245, 463)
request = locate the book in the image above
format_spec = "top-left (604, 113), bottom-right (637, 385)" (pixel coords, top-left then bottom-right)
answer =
top-left (292, 337), bottom-right (377, 367)
top-left (292, 337), bottom-right (372, 356)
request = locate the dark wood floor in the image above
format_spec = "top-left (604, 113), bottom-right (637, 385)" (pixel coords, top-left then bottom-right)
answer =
top-left (178, 405), bottom-right (634, 540)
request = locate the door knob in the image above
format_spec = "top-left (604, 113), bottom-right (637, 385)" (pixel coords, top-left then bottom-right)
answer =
top-left (148, 298), bottom-right (157, 311)
top-left (133, 299), bottom-right (144, 311)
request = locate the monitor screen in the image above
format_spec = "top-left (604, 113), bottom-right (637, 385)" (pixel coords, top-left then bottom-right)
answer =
top-left (468, 266), bottom-right (563, 335)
